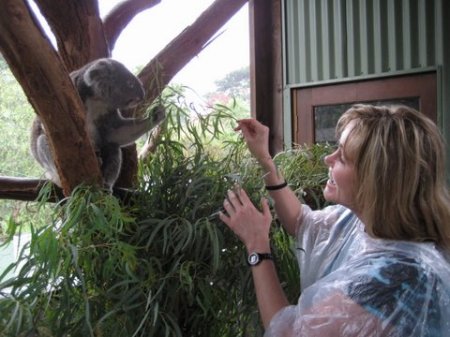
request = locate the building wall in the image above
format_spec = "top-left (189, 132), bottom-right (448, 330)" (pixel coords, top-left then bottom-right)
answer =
top-left (284, 0), bottom-right (438, 84)
top-left (282, 0), bottom-right (450, 180)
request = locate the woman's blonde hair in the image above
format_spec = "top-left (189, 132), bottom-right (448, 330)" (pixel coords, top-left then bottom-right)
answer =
top-left (336, 104), bottom-right (450, 250)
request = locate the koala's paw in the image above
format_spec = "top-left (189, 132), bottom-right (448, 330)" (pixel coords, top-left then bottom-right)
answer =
top-left (151, 105), bottom-right (166, 125)
top-left (103, 182), bottom-right (114, 193)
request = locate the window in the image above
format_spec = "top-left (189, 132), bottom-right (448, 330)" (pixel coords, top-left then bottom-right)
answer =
top-left (314, 98), bottom-right (420, 143)
top-left (292, 72), bottom-right (436, 145)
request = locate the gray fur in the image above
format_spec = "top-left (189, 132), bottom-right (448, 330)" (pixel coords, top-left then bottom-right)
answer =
top-left (30, 58), bottom-right (165, 190)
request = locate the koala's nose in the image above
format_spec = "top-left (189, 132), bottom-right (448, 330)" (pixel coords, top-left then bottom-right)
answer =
top-left (126, 97), bottom-right (142, 107)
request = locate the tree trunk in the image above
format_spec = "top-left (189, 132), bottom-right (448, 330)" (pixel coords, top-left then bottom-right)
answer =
top-left (35, 0), bottom-right (110, 70)
top-left (0, 0), bottom-right (103, 196)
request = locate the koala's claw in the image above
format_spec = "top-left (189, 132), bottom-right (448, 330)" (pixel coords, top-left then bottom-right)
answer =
top-left (151, 106), bottom-right (166, 124)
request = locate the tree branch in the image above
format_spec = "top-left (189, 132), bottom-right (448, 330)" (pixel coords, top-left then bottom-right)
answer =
top-left (0, 176), bottom-right (140, 204)
top-left (0, 0), bottom-right (103, 196)
top-left (103, 0), bottom-right (161, 50)
top-left (138, 0), bottom-right (249, 103)
top-left (0, 177), bottom-right (63, 202)
top-left (123, 0), bottom-right (249, 173)
top-left (119, 0), bottom-right (248, 180)
top-left (34, 0), bottom-right (109, 71)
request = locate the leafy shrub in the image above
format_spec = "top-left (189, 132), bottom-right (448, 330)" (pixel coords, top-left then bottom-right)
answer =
top-left (0, 90), bottom-right (330, 337)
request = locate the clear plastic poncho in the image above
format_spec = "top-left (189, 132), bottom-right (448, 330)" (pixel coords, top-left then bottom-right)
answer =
top-left (265, 205), bottom-right (450, 337)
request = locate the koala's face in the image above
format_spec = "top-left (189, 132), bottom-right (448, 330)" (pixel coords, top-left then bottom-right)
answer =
top-left (83, 59), bottom-right (145, 110)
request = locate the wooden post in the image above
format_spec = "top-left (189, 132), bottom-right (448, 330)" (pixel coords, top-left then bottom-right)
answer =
top-left (249, 0), bottom-right (284, 155)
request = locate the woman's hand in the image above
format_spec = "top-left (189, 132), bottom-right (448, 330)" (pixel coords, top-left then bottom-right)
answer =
top-left (235, 119), bottom-right (271, 165)
top-left (219, 187), bottom-right (272, 252)
top-left (219, 186), bottom-right (291, 329)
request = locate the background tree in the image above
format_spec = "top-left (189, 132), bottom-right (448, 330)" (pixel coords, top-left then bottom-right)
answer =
top-left (214, 66), bottom-right (250, 103)
top-left (0, 57), bottom-right (48, 226)
top-left (0, 58), bottom-right (41, 178)
top-left (0, 0), bottom-right (248, 197)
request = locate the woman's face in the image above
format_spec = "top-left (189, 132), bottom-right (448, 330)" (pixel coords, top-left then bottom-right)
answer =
top-left (323, 121), bottom-right (358, 211)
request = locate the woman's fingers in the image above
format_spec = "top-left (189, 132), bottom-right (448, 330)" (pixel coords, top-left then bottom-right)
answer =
top-left (218, 210), bottom-right (229, 224)
top-left (235, 119), bottom-right (260, 138)
top-left (227, 189), bottom-right (242, 205)
top-left (219, 186), bottom-right (274, 248)
top-left (261, 198), bottom-right (271, 219)
top-left (223, 188), bottom-right (243, 215)
top-left (234, 187), bottom-right (250, 204)
top-left (221, 187), bottom-right (248, 217)
top-left (223, 198), bottom-right (235, 216)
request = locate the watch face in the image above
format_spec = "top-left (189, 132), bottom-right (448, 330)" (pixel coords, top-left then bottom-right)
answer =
top-left (248, 252), bottom-right (260, 266)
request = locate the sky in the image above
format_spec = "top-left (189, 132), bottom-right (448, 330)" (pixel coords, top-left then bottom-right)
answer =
top-left (98, 0), bottom-right (250, 95)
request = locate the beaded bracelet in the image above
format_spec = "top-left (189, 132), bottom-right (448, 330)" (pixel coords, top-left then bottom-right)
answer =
top-left (265, 180), bottom-right (288, 191)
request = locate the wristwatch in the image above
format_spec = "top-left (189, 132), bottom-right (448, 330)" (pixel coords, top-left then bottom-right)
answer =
top-left (247, 252), bottom-right (273, 266)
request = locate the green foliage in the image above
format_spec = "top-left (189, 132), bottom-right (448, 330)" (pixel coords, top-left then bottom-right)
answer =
top-left (0, 60), bottom-right (42, 178)
top-left (0, 60), bottom-right (53, 235)
top-left (0, 88), bottom-right (329, 336)
top-left (274, 144), bottom-right (332, 210)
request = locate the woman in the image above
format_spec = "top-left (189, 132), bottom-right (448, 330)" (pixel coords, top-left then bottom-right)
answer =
top-left (219, 104), bottom-right (450, 336)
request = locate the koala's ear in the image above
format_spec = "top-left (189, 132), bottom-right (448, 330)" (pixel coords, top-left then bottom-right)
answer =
top-left (83, 65), bottom-right (100, 87)
top-left (83, 59), bottom-right (110, 87)
top-left (69, 68), bottom-right (80, 84)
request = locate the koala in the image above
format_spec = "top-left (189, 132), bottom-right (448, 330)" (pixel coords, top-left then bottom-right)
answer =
top-left (30, 58), bottom-right (165, 190)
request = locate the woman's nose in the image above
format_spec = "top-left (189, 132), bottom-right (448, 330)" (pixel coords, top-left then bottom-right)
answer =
top-left (323, 151), bottom-right (336, 166)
